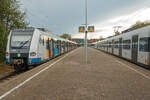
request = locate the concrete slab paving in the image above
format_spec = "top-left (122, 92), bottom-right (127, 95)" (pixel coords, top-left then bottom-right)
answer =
top-left (0, 47), bottom-right (150, 100)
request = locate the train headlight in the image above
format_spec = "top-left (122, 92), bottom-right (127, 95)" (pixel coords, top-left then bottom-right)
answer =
top-left (6, 52), bottom-right (9, 57)
top-left (30, 52), bottom-right (36, 56)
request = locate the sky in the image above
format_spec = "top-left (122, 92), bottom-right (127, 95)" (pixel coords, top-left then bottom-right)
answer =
top-left (20, 0), bottom-right (150, 39)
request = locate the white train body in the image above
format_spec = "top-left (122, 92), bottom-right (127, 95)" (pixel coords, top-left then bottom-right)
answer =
top-left (6, 28), bottom-right (78, 71)
top-left (95, 25), bottom-right (150, 67)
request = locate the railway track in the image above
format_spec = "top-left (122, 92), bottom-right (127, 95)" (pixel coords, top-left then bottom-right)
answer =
top-left (0, 71), bottom-right (16, 81)
top-left (0, 66), bottom-right (35, 81)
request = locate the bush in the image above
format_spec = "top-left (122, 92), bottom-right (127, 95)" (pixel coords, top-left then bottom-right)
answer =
top-left (0, 0), bottom-right (28, 62)
top-left (0, 22), bottom-right (7, 62)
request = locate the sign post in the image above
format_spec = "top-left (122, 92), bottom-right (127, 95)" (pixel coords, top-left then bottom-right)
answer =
top-left (79, 0), bottom-right (94, 63)
top-left (85, 0), bottom-right (88, 63)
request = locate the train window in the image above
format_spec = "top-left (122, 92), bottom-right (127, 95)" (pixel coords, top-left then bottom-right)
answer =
top-left (139, 38), bottom-right (148, 52)
top-left (56, 41), bottom-right (59, 48)
top-left (117, 41), bottom-right (119, 48)
top-left (11, 34), bottom-right (32, 48)
top-left (46, 39), bottom-right (49, 49)
top-left (123, 40), bottom-right (131, 49)
top-left (39, 35), bottom-right (43, 44)
top-left (43, 38), bottom-right (44, 46)
top-left (109, 42), bottom-right (111, 48)
top-left (127, 40), bottom-right (131, 49)
top-left (114, 41), bottom-right (118, 48)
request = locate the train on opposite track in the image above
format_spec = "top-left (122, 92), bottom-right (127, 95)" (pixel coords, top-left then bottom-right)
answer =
top-left (6, 27), bottom-right (78, 72)
top-left (94, 25), bottom-right (150, 68)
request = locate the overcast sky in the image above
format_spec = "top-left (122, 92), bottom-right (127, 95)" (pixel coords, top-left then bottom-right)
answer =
top-left (20, 0), bottom-right (150, 38)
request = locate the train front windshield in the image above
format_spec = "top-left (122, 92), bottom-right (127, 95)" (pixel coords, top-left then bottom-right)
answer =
top-left (11, 32), bottom-right (33, 49)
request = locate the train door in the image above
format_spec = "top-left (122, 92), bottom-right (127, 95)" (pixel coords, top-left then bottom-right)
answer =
top-left (66, 42), bottom-right (68, 52)
top-left (67, 42), bottom-right (69, 52)
top-left (64, 42), bottom-right (65, 53)
top-left (55, 40), bottom-right (59, 56)
top-left (119, 38), bottom-right (122, 57)
top-left (64, 42), bottom-right (66, 53)
top-left (52, 39), bottom-right (55, 58)
top-left (59, 40), bottom-right (61, 55)
top-left (49, 39), bottom-right (52, 58)
top-left (51, 39), bottom-right (54, 58)
top-left (62, 41), bottom-right (65, 53)
top-left (132, 35), bottom-right (138, 62)
top-left (46, 37), bottom-right (50, 59)
top-left (107, 41), bottom-right (108, 52)
top-left (112, 40), bottom-right (114, 54)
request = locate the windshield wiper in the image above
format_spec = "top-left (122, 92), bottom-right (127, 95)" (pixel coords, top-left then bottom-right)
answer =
top-left (19, 39), bottom-right (30, 48)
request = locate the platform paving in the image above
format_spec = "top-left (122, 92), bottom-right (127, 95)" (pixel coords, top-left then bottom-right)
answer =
top-left (0, 47), bottom-right (150, 100)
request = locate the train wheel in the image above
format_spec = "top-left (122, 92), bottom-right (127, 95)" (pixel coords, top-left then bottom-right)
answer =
top-left (14, 64), bottom-right (22, 73)
top-left (24, 65), bottom-right (29, 70)
top-left (21, 64), bottom-right (28, 71)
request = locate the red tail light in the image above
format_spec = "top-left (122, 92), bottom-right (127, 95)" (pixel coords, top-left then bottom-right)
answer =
top-left (30, 52), bottom-right (36, 56)
top-left (6, 52), bottom-right (8, 57)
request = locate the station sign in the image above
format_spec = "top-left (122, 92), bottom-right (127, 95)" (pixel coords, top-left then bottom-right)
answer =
top-left (79, 26), bottom-right (85, 33)
top-left (88, 26), bottom-right (94, 32)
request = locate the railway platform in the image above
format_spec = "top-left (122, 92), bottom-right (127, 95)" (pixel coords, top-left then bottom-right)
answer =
top-left (0, 47), bottom-right (150, 100)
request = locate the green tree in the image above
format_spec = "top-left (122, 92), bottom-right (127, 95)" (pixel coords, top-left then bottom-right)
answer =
top-left (0, 22), bottom-right (7, 62)
top-left (99, 36), bottom-right (105, 41)
top-left (0, 0), bottom-right (28, 31)
top-left (0, 0), bottom-right (28, 62)
top-left (60, 33), bottom-right (71, 40)
top-left (131, 20), bottom-right (150, 29)
top-left (115, 31), bottom-right (121, 35)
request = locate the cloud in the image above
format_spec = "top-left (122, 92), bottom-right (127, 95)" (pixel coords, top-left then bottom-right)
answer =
top-left (73, 7), bottom-right (150, 39)
top-left (95, 7), bottom-right (150, 38)
top-left (20, 0), bottom-right (150, 39)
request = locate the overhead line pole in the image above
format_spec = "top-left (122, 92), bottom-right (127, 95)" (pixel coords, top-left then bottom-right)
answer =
top-left (85, 0), bottom-right (88, 63)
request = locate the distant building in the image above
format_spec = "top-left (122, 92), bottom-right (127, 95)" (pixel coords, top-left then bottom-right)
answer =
top-left (71, 33), bottom-right (101, 44)
top-left (71, 33), bottom-right (85, 44)
top-left (72, 38), bottom-right (84, 44)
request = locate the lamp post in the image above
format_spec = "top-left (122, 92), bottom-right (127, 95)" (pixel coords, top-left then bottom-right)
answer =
top-left (85, 0), bottom-right (88, 63)
top-left (79, 0), bottom-right (93, 63)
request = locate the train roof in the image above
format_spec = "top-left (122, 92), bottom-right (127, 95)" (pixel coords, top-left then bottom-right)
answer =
top-left (12, 27), bottom-right (35, 33)
top-left (39, 28), bottom-right (78, 44)
top-left (12, 27), bottom-right (77, 44)
top-left (96, 25), bottom-right (150, 43)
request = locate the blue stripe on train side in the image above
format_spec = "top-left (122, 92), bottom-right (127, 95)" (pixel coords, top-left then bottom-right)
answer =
top-left (31, 58), bottom-right (41, 63)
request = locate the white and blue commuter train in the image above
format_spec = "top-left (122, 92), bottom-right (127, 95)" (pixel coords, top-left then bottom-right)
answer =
top-left (6, 27), bottom-right (78, 72)
top-left (94, 25), bottom-right (150, 68)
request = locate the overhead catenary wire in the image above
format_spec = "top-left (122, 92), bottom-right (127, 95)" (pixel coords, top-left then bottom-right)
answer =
top-left (21, 1), bottom-right (64, 33)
